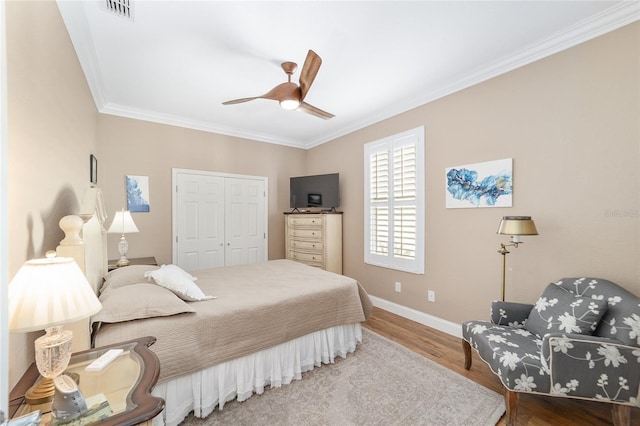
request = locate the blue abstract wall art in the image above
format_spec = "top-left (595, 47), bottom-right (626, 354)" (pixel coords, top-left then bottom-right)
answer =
top-left (445, 158), bottom-right (513, 208)
top-left (126, 175), bottom-right (150, 212)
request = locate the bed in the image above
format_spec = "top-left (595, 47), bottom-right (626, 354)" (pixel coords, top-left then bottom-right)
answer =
top-left (56, 188), bottom-right (373, 426)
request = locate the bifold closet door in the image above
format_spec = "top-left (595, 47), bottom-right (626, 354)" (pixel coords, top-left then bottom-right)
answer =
top-left (175, 173), bottom-right (225, 271)
top-left (175, 171), bottom-right (266, 270)
top-left (224, 177), bottom-right (265, 266)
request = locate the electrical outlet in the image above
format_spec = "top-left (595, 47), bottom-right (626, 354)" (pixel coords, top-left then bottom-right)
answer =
top-left (428, 290), bottom-right (435, 302)
top-left (395, 281), bottom-right (401, 292)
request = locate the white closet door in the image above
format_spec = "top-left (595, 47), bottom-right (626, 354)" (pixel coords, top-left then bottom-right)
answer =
top-left (173, 169), bottom-right (267, 270)
top-left (176, 173), bottom-right (225, 270)
top-left (225, 178), bottom-right (265, 266)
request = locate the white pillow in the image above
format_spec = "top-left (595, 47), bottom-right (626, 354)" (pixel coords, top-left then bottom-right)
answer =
top-left (160, 263), bottom-right (198, 281)
top-left (144, 264), bottom-right (214, 302)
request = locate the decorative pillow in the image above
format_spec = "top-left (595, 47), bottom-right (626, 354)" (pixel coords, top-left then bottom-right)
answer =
top-left (525, 283), bottom-right (608, 337)
top-left (100, 265), bottom-right (159, 295)
top-left (555, 277), bottom-right (640, 346)
top-left (91, 283), bottom-right (195, 325)
top-left (144, 264), bottom-right (214, 302)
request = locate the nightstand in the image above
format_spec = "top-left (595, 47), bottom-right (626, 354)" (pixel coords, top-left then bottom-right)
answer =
top-left (9, 336), bottom-right (164, 426)
top-left (107, 257), bottom-right (158, 272)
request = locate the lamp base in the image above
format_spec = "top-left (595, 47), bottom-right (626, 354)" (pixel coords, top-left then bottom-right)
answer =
top-left (24, 376), bottom-right (55, 405)
top-left (29, 326), bottom-right (73, 405)
top-left (116, 235), bottom-right (130, 267)
top-left (115, 256), bottom-right (130, 267)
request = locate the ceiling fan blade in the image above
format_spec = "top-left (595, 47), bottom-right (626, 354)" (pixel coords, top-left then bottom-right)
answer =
top-left (222, 97), bottom-right (260, 105)
top-left (261, 82), bottom-right (299, 102)
top-left (298, 102), bottom-right (334, 120)
top-left (223, 82), bottom-right (299, 106)
top-left (299, 50), bottom-right (322, 102)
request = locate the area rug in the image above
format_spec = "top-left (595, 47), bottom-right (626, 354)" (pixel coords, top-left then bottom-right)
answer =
top-left (180, 328), bottom-right (505, 425)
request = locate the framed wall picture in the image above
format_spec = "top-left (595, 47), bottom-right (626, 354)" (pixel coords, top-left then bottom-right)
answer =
top-left (90, 154), bottom-right (98, 184)
top-left (126, 175), bottom-right (150, 212)
top-left (445, 158), bottom-right (513, 208)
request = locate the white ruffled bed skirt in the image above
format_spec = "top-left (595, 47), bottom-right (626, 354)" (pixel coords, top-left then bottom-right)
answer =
top-left (151, 323), bottom-right (363, 426)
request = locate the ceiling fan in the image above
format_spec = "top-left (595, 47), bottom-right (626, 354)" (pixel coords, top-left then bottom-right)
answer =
top-left (222, 50), bottom-right (335, 120)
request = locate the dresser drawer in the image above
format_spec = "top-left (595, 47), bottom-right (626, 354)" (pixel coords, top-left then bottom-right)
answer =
top-left (288, 228), bottom-right (323, 239)
top-left (288, 250), bottom-right (324, 265)
top-left (288, 239), bottom-right (323, 251)
top-left (288, 216), bottom-right (323, 227)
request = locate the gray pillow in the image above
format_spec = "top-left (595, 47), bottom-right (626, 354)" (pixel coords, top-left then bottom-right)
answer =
top-left (100, 264), bottom-right (159, 295)
top-left (92, 283), bottom-right (195, 326)
top-left (555, 277), bottom-right (640, 346)
top-left (525, 283), bottom-right (608, 337)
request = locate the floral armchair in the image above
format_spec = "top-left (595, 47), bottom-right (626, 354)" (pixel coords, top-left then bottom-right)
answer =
top-left (462, 277), bottom-right (640, 426)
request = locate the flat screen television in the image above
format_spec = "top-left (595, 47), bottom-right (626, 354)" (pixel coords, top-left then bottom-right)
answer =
top-left (290, 173), bottom-right (339, 211)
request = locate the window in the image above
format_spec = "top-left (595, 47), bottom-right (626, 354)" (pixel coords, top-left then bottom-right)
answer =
top-left (364, 126), bottom-right (424, 274)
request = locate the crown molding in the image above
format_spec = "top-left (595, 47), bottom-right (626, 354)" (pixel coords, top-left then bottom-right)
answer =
top-left (57, 1), bottom-right (107, 112)
top-left (99, 103), bottom-right (308, 149)
top-left (304, 1), bottom-right (640, 148)
top-left (58, 1), bottom-right (639, 150)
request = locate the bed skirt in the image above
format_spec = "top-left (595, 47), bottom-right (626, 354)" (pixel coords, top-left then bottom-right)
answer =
top-left (151, 323), bottom-right (363, 426)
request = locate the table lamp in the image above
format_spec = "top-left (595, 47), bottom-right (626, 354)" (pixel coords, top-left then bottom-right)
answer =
top-left (107, 208), bottom-right (139, 267)
top-left (496, 216), bottom-right (538, 301)
top-left (8, 251), bottom-right (102, 404)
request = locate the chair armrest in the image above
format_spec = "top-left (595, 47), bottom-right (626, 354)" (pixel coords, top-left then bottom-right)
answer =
top-left (544, 334), bottom-right (640, 404)
top-left (490, 301), bottom-right (534, 327)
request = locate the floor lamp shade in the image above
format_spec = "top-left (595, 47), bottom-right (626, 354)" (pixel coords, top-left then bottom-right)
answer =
top-left (497, 216), bottom-right (538, 240)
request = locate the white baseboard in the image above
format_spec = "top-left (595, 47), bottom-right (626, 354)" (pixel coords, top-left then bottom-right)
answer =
top-left (369, 295), bottom-right (462, 338)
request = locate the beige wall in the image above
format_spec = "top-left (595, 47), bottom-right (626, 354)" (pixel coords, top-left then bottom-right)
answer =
top-left (308, 21), bottom-right (640, 324)
top-left (6, 0), bottom-right (99, 388)
top-left (96, 114), bottom-right (306, 264)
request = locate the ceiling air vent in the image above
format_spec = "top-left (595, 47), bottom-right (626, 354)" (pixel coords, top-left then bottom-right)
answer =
top-left (102, 0), bottom-right (134, 21)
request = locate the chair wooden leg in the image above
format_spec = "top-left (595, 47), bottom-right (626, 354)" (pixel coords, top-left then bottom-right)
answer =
top-left (462, 339), bottom-right (472, 370)
top-left (612, 404), bottom-right (631, 426)
top-left (504, 390), bottom-right (519, 426)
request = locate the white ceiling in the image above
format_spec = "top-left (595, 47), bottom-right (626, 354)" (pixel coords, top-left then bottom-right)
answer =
top-left (57, 1), bottom-right (639, 149)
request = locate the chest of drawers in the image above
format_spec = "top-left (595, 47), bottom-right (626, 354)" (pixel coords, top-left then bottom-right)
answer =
top-left (285, 213), bottom-right (342, 274)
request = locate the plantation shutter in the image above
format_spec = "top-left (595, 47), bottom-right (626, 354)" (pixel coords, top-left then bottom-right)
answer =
top-left (393, 144), bottom-right (417, 260)
top-left (369, 149), bottom-right (389, 256)
top-left (364, 127), bottom-right (424, 274)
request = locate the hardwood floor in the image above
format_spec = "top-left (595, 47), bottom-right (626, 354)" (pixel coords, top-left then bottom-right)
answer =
top-left (363, 307), bottom-right (640, 426)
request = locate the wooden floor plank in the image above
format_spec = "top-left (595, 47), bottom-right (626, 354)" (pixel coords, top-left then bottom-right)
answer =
top-left (363, 307), bottom-right (640, 426)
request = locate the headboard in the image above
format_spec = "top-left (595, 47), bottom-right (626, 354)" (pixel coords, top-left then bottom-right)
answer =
top-left (56, 186), bottom-right (108, 351)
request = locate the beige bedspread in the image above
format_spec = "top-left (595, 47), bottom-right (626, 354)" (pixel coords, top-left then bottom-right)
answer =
top-left (93, 259), bottom-right (372, 382)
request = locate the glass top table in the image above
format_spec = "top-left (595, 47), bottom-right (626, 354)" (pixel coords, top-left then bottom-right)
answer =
top-left (10, 336), bottom-right (164, 426)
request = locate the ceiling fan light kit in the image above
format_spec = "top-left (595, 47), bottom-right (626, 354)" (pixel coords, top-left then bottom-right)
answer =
top-left (223, 50), bottom-right (334, 119)
top-left (280, 99), bottom-right (300, 110)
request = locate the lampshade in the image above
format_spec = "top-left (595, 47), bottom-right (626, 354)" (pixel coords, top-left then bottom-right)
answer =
top-left (497, 216), bottom-right (538, 236)
top-left (8, 255), bottom-right (102, 333)
top-left (107, 209), bottom-right (139, 235)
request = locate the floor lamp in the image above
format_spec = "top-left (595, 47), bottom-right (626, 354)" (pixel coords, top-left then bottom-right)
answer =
top-left (497, 216), bottom-right (538, 301)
